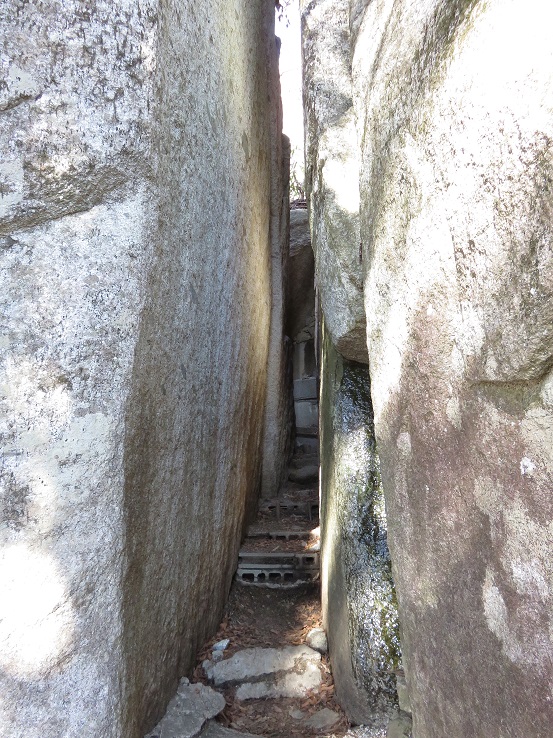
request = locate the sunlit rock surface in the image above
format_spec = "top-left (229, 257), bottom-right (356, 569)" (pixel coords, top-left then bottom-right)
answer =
top-left (320, 328), bottom-right (400, 727)
top-left (304, 0), bottom-right (553, 736)
top-left (0, 1), bottom-right (281, 736)
top-left (301, 0), bottom-right (367, 364)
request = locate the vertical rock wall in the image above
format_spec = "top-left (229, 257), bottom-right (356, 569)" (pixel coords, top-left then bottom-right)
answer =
top-left (302, 0), bottom-right (367, 365)
top-left (261, 131), bottom-right (295, 501)
top-left (303, 0), bottom-right (553, 736)
top-left (0, 2), bottom-right (281, 736)
top-left (320, 326), bottom-right (400, 731)
top-left (302, 0), bottom-right (400, 728)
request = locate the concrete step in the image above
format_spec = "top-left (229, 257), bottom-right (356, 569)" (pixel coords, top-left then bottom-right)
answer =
top-left (246, 529), bottom-right (312, 541)
top-left (238, 551), bottom-right (319, 569)
top-left (235, 567), bottom-right (319, 586)
top-left (236, 551), bottom-right (320, 586)
top-left (293, 377), bottom-right (317, 400)
top-left (259, 497), bottom-right (319, 521)
top-left (294, 398), bottom-right (318, 434)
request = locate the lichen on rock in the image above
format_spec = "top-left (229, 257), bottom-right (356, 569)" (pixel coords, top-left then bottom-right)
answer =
top-left (320, 326), bottom-right (400, 727)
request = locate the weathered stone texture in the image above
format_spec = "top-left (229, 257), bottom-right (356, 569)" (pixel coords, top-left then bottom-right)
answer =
top-left (145, 681), bottom-right (225, 738)
top-left (301, 0), bottom-right (367, 364)
top-left (287, 208), bottom-right (315, 343)
top-left (320, 327), bottom-right (399, 728)
top-left (260, 131), bottom-right (295, 501)
top-left (356, 2), bottom-right (553, 736)
top-left (305, 0), bottom-right (553, 736)
top-left (0, 2), bottom-right (280, 736)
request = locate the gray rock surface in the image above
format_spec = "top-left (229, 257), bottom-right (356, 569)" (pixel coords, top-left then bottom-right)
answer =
top-left (343, 726), bottom-right (387, 738)
top-left (199, 723), bottom-right (261, 738)
top-left (306, 627), bottom-right (328, 654)
top-left (235, 664), bottom-right (322, 700)
top-left (205, 645), bottom-right (321, 687)
top-left (288, 464), bottom-right (319, 484)
top-left (386, 715), bottom-right (412, 738)
top-left (287, 209), bottom-right (315, 342)
top-left (304, 0), bottom-right (553, 736)
top-left (260, 134), bottom-right (295, 501)
top-left (145, 682), bottom-right (225, 738)
top-left (289, 208), bottom-right (311, 256)
top-left (395, 676), bottom-right (410, 716)
top-left (302, 0), bottom-right (367, 364)
top-left (0, 2), bottom-right (282, 737)
top-left (319, 330), bottom-right (399, 726)
top-left (303, 708), bottom-right (340, 730)
top-left (355, 1), bottom-right (553, 737)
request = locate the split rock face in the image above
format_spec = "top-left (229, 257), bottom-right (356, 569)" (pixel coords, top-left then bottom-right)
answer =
top-left (0, 1), bottom-right (282, 736)
top-left (303, 0), bottom-right (553, 736)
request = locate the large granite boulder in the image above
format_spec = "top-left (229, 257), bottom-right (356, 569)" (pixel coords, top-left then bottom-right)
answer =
top-left (302, 0), bottom-right (367, 364)
top-left (304, 0), bottom-right (553, 736)
top-left (355, 1), bottom-right (553, 736)
top-left (0, 2), bottom-right (282, 736)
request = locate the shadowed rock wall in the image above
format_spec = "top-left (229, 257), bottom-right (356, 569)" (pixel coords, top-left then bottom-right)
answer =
top-left (320, 326), bottom-right (400, 730)
top-left (0, 1), bottom-right (281, 736)
top-left (303, 0), bottom-right (553, 736)
top-left (260, 133), bottom-right (295, 500)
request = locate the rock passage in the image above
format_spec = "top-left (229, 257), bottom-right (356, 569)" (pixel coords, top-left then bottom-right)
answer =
top-left (147, 450), bottom-right (346, 738)
top-left (147, 444), bottom-right (412, 738)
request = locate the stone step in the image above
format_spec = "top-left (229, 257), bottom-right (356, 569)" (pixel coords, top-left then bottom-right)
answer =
top-left (293, 377), bottom-right (318, 400)
top-left (200, 722), bottom-right (261, 738)
top-left (145, 680), bottom-right (225, 738)
top-left (235, 550), bottom-right (320, 586)
top-left (238, 551), bottom-right (319, 569)
top-left (246, 529), bottom-right (313, 541)
top-left (259, 498), bottom-right (319, 521)
top-left (289, 453), bottom-right (319, 469)
top-left (288, 464), bottom-right (319, 484)
top-left (235, 568), bottom-right (320, 585)
top-left (204, 645), bottom-right (321, 697)
top-left (295, 435), bottom-right (319, 453)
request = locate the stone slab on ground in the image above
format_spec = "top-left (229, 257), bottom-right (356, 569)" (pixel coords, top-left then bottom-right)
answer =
top-left (303, 707), bottom-right (341, 730)
top-left (289, 709), bottom-right (307, 720)
top-left (205, 645), bottom-right (320, 686)
top-left (235, 660), bottom-right (322, 700)
top-left (145, 681), bottom-right (225, 738)
top-left (386, 714), bottom-right (412, 738)
top-left (199, 721), bottom-right (261, 738)
top-left (306, 627), bottom-right (328, 654)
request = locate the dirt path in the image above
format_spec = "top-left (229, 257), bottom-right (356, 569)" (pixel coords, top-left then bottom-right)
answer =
top-left (190, 462), bottom-right (352, 738)
top-left (193, 581), bottom-right (349, 737)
